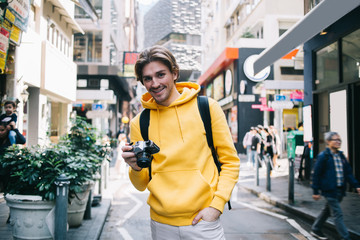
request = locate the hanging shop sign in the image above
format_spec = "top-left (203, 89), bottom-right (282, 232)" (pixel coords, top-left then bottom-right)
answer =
top-left (206, 83), bottom-right (213, 98)
top-left (239, 80), bottom-right (247, 95)
top-left (225, 69), bottom-right (233, 96)
top-left (9, 25), bottom-right (21, 45)
top-left (243, 54), bottom-right (271, 82)
top-left (269, 100), bottom-right (294, 109)
top-left (290, 90), bottom-right (304, 102)
top-left (238, 94), bottom-right (255, 102)
top-left (218, 95), bottom-right (233, 107)
top-left (0, 27), bottom-right (10, 72)
top-left (8, 0), bottom-right (30, 32)
top-left (251, 97), bottom-right (274, 111)
top-left (122, 52), bottom-right (139, 77)
top-left (230, 106), bottom-right (238, 142)
top-left (213, 74), bottom-right (224, 101)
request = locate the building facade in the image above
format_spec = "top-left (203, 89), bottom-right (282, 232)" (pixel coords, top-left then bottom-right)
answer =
top-left (73, 0), bottom-right (137, 137)
top-left (254, 0), bottom-right (360, 179)
top-left (143, 0), bottom-right (202, 82)
top-left (0, 0), bottom-right (83, 146)
top-left (199, 0), bottom-right (304, 152)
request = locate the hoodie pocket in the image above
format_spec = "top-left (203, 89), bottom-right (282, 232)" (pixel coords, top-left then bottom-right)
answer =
top-left (147, 170), bottom-right (213, 217)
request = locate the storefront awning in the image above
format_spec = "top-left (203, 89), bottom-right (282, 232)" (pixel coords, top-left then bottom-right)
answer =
top-left (253, 0), bottom-right (360, 74)
top-left (48, 0), bottom-right (84, 34)
top-left (198, 48), bottom-right (238, 85)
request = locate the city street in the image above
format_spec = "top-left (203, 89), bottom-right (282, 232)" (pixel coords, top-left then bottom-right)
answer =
top-left (98, 158), bottom-right (336, 240)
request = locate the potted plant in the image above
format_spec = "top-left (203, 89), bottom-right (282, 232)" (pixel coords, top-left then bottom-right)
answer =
top-left (0, 116), bottom-right (112, 237)
top-left (1, 145), bottom-right (60, 240)
top-left (58, 116), bottom-right (112, 227)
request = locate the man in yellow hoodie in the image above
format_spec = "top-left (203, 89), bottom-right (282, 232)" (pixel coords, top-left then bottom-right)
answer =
top-left (122, 45), bottom-right (240, 240)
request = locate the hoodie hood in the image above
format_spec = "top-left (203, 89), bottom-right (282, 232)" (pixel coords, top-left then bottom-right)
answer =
top-left (141, 82), bottom-right (201, 109)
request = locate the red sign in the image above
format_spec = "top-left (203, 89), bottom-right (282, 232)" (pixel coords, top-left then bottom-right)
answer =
top-left (251, 97), bottom-right (274, 112)
top-left (290, 90), bottom-right (304, 101)
top-left (124, 52), bottom-right (139, 64)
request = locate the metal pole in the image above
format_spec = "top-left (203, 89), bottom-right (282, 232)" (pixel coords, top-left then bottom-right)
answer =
top-left (266, 154), bottom-right (271, 191)
top-left (55, 174), bottom-right (70, 240)
top-left (83, 190), bottom-right (92, 220)
top-left (255, 154), bottom-right (259, 186)
top-left (288, 158), bottom-right (294, 204)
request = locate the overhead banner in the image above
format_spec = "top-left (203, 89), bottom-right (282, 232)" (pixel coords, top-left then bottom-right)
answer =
top-left (8, 0), bottom-right (30, 32)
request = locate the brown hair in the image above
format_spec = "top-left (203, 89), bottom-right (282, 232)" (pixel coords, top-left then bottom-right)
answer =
top-left (4, 100), bottom-right (16, 108)
top-left (135, 45), bottom-right (179, 84)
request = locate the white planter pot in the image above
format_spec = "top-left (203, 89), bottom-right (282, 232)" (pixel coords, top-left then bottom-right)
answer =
top-left (67, 183), bottom-right (92, 228)
top-left (5, 195), bottom-right (55, 240)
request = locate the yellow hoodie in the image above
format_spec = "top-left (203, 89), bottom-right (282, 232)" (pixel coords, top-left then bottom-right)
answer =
top-left (129, 82), bottom-right (240, 226)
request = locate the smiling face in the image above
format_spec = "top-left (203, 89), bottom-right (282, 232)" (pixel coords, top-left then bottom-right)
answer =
top-left (4, 103), bottom-right (15, 115)
top-left (327, 134), bottom-right (342, 152)
top-left (142, 61), bottom-right (180, 106)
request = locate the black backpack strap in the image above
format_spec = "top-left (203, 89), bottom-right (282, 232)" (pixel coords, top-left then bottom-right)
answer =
top-left (197, 95), bottom-right (231, 210)
top-left (197, 96), bottom-right (221, 173)
top-left (140, 109), bottom-right (150, 141)
top-left (139, 109), bottom-right (152, 180)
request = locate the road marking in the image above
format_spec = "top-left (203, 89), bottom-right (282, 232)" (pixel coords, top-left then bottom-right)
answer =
top-left (286, 219), bottom-right (316, 240)
top-left (236, 200), bottom-right (316, 240)
top-left (117, 227), bottom-right (133, 240)
top-left (116, 186), bottom-right (144, 226)
top-left (237, 201), bottom-right (288, 220)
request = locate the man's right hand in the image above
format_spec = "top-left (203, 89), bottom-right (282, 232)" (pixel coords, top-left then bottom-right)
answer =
top-left (312, 194), bottom-right (321, 201)
top-left (121, 143), bottom-right (142, 171)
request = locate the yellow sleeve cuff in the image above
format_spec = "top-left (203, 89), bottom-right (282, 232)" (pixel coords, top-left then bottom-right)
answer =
top-left (210, 195), bottom-right (226, 213)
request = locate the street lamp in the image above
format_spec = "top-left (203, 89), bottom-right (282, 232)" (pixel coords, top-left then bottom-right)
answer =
top-left (20, 85), bottom-right (29, 103)
top-left (121, 116), bottom-right (129, 124)
top-left (121, 116), bottom-right (130, 141)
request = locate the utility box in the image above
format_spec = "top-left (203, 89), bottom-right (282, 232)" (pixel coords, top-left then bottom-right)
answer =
top-left (287, 131), bottom-right (304, 159)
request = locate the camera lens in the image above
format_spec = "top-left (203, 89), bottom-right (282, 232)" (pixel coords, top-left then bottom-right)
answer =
top-left (136, 152), bottom-right (152, 168)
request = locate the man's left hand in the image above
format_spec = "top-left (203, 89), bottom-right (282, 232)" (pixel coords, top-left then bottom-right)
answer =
top-left (192, 207), bottom-right (221, 225)
top-left (357, 188), bottom-right (360, 196)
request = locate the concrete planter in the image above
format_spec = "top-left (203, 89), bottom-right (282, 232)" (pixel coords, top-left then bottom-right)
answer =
top-left (67, 183), bottom-right (93, 228)
top-left (5, 194), bottom-right (55, 240)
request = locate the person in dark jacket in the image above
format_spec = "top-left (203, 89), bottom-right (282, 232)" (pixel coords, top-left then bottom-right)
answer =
top-left (0, 121), bottom-right (26, 154)
top-left (0, 121), bottom-right (26, 194)
top-left (311, 132), bottom-right (360, 240)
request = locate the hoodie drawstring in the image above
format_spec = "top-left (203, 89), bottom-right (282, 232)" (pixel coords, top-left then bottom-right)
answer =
top-left (156, 108), bottom-right (161, 146)
top-left (175, 106), bottom-right (184, 142)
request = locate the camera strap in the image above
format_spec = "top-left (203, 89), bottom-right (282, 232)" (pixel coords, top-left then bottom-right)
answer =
top-left (139, 95), bottom-right (232, 210)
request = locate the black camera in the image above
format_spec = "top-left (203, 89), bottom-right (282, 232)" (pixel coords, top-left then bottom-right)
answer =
top-left (132, 140), bottom-right (160, 168)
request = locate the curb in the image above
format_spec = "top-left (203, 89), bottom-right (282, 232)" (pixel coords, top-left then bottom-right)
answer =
top-left (66, 198), bottom-right (111, 240)
top-left (240, 185), bottom-right (360, 239)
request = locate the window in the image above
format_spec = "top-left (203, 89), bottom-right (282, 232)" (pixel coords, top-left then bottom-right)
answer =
top-left (75, 0), bottom-right (103, 19)
top-left (342, 29), bottom-right (360, 83)
top-left (279, 29), bottom-right (287, 36)
top-left (316, 42), bottom-right (339, 90)
top-left (77, 79), bottom-right (87, 88)
top-left (73, 32), bottom-right (102, 63)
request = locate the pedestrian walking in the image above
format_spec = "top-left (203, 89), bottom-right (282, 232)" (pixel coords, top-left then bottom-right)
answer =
top-left (250, 128), bottom-right (261, 168)
top-left (269, 126), bottom-right (281, 168)
top-left (311, 132), bottom-right (360, 240)
top-left (242, 127), bottom-right (254, 167)
top-left (122, 45), bottom-right (240, 240)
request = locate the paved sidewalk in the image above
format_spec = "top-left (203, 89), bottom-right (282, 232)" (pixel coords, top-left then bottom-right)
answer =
top-left (0, 194), bottom-right (111, 240)
top-left (237, 154), bottom-right (360, 240)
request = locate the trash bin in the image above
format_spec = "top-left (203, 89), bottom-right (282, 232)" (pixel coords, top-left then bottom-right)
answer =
top-left (287, 131), bottom-right (304, 159)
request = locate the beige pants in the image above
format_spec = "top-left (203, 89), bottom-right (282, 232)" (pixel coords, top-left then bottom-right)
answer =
top-left (151, 219), bottom-right (225, 240)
